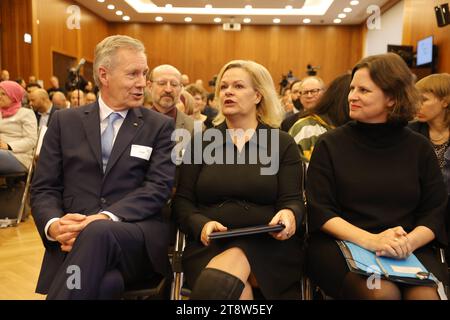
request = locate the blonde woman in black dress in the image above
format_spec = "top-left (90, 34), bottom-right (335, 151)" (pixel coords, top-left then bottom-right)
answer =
top-left (172, 60), bottom-right (304, 300)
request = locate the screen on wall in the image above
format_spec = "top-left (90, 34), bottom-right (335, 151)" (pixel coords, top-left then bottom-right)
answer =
top-left (416, 36), bottom-right (433, 66)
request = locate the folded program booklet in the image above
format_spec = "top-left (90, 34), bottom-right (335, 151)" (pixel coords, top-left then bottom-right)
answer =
top-left (209, 224), bottom-right (285, 240)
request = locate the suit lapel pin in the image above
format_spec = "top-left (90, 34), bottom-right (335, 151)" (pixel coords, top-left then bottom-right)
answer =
top-left (133, 122), bottom-right (138, 127)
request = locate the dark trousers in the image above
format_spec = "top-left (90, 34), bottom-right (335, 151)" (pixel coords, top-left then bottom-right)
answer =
top-left (46, 220), bottom-right (153, 300)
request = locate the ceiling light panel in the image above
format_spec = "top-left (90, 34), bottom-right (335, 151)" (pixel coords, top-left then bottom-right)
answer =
top-left (125, 0), bottom-right (333, 16)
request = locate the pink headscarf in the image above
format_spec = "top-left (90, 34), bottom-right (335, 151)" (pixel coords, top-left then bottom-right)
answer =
top-left (0, 80), bottom-right (25, 118)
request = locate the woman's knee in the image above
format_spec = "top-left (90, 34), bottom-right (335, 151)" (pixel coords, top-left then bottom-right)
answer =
top-left (402, 286), bottom-right (439, 300)
top-left (206, 247), bottom-right (251, 282)
top-left (341, 273), bottom-right (401, 300)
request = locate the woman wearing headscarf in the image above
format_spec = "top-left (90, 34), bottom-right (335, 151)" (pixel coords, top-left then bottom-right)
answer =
top-left (0, 80), bottom-right (38, 174)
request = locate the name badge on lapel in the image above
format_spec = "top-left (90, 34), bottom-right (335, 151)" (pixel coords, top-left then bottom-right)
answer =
top-left (130, 145), bottom-right (153, 160)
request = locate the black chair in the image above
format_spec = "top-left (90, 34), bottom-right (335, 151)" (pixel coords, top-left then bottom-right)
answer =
top-left (170, 229), bottom-right (190, 300)
top-left (0, 127), bottom-right (44, 228)
top-left (300, 162), bottom-right (330, 300)
top-left (0, 165), bottom-right (34, 227)
top-left (122, 274), bottom-right (168, 300)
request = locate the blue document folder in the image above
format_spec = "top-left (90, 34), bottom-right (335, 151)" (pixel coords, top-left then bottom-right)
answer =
top-left (337, 240), bottom-right (435, 286)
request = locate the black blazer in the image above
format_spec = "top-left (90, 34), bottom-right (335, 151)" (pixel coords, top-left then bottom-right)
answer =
top-left (31, 102), bottom-right (176, 293)
top-left (35, 105), bottom-right (59, 127)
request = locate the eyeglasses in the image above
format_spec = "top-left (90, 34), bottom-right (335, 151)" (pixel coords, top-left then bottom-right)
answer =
top-left (300, 88), bottom-right (323, 96)
top-left (151, 79), bottom-right (182, 89)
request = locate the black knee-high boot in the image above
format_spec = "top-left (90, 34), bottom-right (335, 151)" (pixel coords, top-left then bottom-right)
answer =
top-left (190, 268), bottom-right (245, 300)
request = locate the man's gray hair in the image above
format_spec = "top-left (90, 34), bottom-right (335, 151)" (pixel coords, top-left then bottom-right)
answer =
top-left (93, 35), bottom-right (146, 88)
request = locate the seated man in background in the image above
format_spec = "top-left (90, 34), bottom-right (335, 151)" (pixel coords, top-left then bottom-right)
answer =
top-left (1, 69), bottom-right (10, 82)
top-left (281, 76), bottom-right (324, 132)
top-left (85, 92), bottom-right (97, 105)
top-left (29, 88), bottom-right (59, 128)
top-left (51, 91), bottom-right (68, 109)
top-left (148, 64), bottom-right (194, 137)
top-left (69, 89), bottom-right (85, 108)
top-left (31, 35), bottom-right (175, 300)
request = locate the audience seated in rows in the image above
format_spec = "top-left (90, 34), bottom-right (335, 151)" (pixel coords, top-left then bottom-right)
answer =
top-left (288, 73), bottom-right (351, 164)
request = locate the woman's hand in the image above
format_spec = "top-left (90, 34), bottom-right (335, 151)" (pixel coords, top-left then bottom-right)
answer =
top-left (269, 209), bottom-right (296, 241)
top-left (365, 226), bottom-right (412, 259)
top-left (200, 221), bottom-right (227, 246)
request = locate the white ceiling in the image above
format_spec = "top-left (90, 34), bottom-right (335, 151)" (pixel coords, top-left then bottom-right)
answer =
top-left (73, 0), bottom-right (390, 25)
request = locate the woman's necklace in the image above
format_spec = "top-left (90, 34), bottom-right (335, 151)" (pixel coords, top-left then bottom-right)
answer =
top-left (430, 128), bottom-right (450, 143)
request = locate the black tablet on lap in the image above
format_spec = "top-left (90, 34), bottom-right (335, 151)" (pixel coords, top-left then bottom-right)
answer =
top-left (209, 224), bottom-right (285, 240)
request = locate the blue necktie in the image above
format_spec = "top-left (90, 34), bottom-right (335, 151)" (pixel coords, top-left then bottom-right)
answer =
top-left (101, 112), bottom-right (122, 172)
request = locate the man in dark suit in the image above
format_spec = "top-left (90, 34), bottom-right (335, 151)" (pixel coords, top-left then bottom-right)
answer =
top-left (29, 88), bottom-right (59, 128)
top-left (31, 35), bottom-right (175, 299)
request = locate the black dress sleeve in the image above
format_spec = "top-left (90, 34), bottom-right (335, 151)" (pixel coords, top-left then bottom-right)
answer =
top-left (172, 138), bottom-right (211, 241)
top-left (276, 133), bottom-right (305, 229)
top-left (415, 143), bottom-right (448, 246)
top-left (306, 137), bottom-right (341, 232)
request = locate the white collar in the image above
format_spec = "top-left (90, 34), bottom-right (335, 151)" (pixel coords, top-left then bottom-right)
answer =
top-left (98, 94), bottom-right (128, 122)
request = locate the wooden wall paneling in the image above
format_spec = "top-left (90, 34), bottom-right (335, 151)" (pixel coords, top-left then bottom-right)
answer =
top-left (0, 0), bottom-right (2, 68)
top-left (111, 23), bottom-right (363, 92)
top-left (402, 0), bottom-right (450, 73)
top-left (52, 50), bottom-right (76, 90)
top-left (0, 0), bottom-right (33, 80)
top-left (33, 0), bottom-right (108, 89)
top-left (79, 9), bottom-right (110, 63)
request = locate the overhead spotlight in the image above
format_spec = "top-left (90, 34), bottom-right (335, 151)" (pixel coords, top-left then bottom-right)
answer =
top-left (343, 7), bottom-right (352, 13)
top-left (338, 13), bottom-right (346, 19)
top-left (285, 5), bottom-right (293, 10)
top-left (205, 4), bottom-right (213, 9)
top-left (107, 4), bottom-right (115, 10)
top-left (303, 18), bottom-right (311, 24)
top-left (184, 17), bottom-right (192, 22)
top-left (350, 0), bottom-right (359, 5)
top-left (116, 10), bottom-right (123, 16)
top-left (334, 18), bottom-right (342, 23)
top-left (155, 16), bottom-right (163, 22)
top-left (214, 17), bottom-right (222, 23)
top-left (97, 0), bottom-right (105, 3)
top-left (243, 18), bottom-right (251, 23)
top-left (122, 16), bottom-right (130, 21)
top-left (273, 18), bottom-right (281, 24)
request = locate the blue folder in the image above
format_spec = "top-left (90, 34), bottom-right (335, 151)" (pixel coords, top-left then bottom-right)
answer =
top-left (337, 240), bottom-right (435, 286)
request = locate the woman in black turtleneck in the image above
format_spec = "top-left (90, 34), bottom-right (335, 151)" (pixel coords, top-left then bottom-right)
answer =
top-left (306, 53), bottom-right (448, 300)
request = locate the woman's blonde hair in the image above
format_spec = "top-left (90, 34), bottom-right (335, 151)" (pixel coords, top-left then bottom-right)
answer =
top-left (212, 60), bottom-right (284, 128)
top-left (415, 73), bottom-right (450, 125)
top-left (177, 89), bottom-right (195, 115)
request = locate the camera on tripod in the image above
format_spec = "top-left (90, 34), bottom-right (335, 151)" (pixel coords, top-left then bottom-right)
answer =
top-left (306, 64), bottom-right (320, 76)
top-left (279, 70), bottom-right (297, 94)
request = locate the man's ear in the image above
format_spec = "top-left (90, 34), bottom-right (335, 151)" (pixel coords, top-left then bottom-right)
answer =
top-left (98, 66), bottom-right (108, 87)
